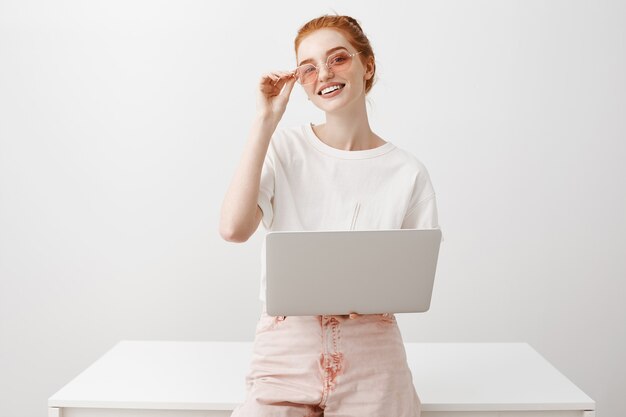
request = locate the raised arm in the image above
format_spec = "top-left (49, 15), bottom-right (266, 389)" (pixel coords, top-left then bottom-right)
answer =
top-left (219, 116), bottom-right (276, 242)
top-left (219, 70), bottom-right (296, 242)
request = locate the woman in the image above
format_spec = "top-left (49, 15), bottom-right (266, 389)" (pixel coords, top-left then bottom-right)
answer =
top-left (220, 14), bottom-right (441, 417)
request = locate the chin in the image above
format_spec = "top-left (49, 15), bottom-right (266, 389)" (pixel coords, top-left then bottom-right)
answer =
top-left (313, 94), bottom-right (357, 111)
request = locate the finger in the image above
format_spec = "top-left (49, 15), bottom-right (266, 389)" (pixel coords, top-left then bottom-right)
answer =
top-left (349, 313), bottom-right (360, 319)
top-left (280, 74), bottom-right (297, 95)
top-left (269, 75), bottom-right (280, 85)
top-left (274, 70), bottom-right (296, 79)
top-left (272, 72), bottom-right (295, 86)
top-left (261, 73), bottom-right (279, 84)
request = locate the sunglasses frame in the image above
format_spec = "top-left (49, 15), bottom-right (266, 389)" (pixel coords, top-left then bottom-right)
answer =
top-left (293, 50), bottom-right (363, 85)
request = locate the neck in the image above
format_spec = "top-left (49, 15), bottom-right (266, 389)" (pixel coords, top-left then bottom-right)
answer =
top-left (316, 99), bottom-right (382, 151)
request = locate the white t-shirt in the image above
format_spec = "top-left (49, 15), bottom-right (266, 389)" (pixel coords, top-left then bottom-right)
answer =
top-left (256, 122), bottom-right (443, 303)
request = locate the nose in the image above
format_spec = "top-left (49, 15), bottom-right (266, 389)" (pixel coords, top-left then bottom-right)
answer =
top-left (317, 64), bottom-right (334, 82)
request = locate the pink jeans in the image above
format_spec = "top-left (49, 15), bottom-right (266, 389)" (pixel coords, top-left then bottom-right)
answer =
top-left (230, 305), bottom-right (421, 416)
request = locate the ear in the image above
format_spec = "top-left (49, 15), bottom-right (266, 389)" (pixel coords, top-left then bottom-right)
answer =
top-left (364, 56), bottom-right (375, 80)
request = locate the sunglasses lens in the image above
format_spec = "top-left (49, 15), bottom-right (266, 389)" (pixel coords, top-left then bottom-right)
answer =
top-left (328, 52), bottom-right (353, 72)
top-left (295, 52), bottom-right (356, 85)
top-left (296, 65), bottom-right (317, 85)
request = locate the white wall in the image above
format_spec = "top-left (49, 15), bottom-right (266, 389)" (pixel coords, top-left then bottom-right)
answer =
top-left (1, 0), bottom-right (624, 416)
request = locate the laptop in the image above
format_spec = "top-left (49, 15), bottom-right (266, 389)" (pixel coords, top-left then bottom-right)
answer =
top-left (265, 228), bottom-right (442, 316)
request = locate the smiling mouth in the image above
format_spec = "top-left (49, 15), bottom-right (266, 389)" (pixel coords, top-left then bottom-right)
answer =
top-left (318, 84), bottom-right (346, 95)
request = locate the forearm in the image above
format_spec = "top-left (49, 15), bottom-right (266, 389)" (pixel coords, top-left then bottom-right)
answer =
top-left (219, 114), bottom-right (277, 241)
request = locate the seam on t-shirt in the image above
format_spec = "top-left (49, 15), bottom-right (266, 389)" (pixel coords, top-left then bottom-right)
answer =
top-left (350, 202), bottom-right (361, 230)
top-left (405, 193), bottom-right (436, 217)
top-left (302, 126), bottom-right (399, 160)
top-left (306, 141), bottom-right (399, 160)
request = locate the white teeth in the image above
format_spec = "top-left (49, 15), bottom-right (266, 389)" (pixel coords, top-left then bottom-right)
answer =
top-left (321, 84), bottom-right (344, 95)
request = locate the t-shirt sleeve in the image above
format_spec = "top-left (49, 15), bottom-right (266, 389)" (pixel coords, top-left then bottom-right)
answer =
top-left (257, 138), bottom-right (277, 230)
top-left (401, 164), bottom-right (444, 242)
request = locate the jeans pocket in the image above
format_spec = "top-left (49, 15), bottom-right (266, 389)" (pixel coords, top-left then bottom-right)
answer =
top-left (378, 313), bottom-right (397, 325)
top-left (255, 312), bottom-right (286, 334)
top-left (358, 313), bottom-right (396, 326)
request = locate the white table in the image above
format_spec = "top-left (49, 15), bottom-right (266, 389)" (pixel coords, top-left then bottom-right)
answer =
top-left (48, 341), bottom-right (595, 417)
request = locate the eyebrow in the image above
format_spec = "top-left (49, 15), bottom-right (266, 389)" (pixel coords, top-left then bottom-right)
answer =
top-left (298, 46), bottom-right (349, 66)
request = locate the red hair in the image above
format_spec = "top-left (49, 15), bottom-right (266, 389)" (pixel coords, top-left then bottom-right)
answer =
top-left (294, 14), bottom-right (376, 95)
